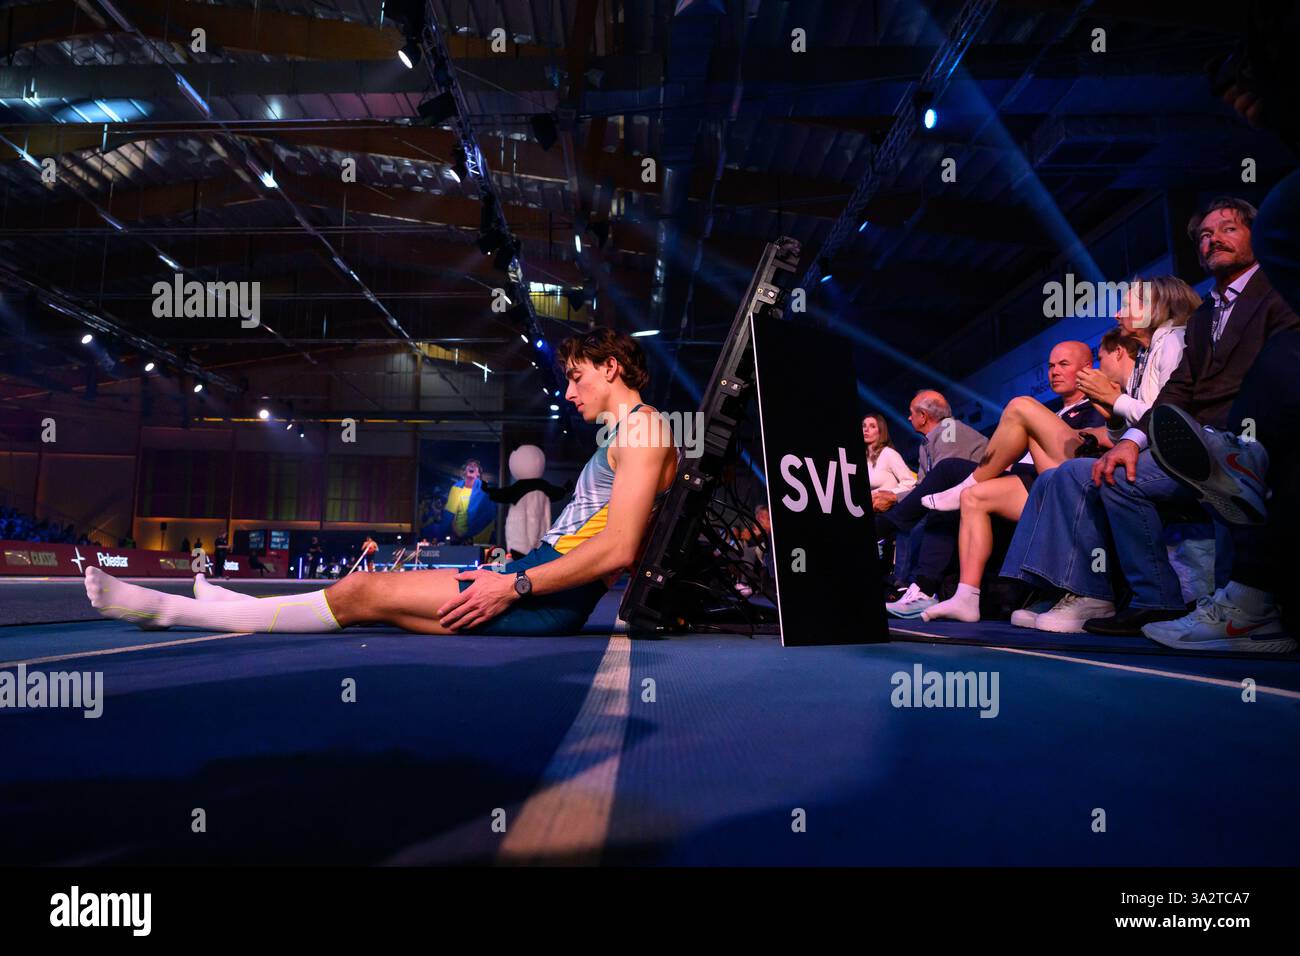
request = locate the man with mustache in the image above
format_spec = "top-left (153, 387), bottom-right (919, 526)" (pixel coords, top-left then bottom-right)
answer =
top-left (1000, 197), bottom-right (1300, 644)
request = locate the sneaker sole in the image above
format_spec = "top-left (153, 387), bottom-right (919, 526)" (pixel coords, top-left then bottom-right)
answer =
top-left (888, 605), bottom-right (936, 620)
top-left (1033, 617), bottom-right (1088, 633)
top-left (1143, 630), bottom-right (1296, 653)
top-left (1150, 406), bottom-right (1265, 525)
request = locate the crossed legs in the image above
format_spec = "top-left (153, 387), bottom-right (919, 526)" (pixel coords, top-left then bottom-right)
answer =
top-left (973, 396), bottom-right (1086, 481)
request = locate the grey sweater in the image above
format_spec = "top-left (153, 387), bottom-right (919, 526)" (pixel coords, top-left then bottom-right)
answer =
top-left (914, 418), bottom-right (988, 484)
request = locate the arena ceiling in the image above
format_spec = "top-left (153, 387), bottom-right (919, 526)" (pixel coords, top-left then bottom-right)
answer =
top-left (0, 0), bottom-right (1291, 426)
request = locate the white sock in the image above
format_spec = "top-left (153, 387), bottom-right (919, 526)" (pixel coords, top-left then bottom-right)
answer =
top-left (1223, 581), bottom-right (1275, 617)
top-left (86, 566), bottom-right (341, 632)
top-left (923, 473), bottom-right (977, 512)
top-left (193, 573), bottom-right (255, 602)
top-left (921, 583), bottom-right (981, 622)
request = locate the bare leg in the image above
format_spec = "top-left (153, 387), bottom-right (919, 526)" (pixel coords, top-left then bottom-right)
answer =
top-left (973, 396), bottom-right (1085, 481)
top-left (86, 564), bottom-right (485, 635)
top-left (921, 477), bottom-right (1031, 623)
top-left (325, 568), bottom-right (469, 635)
top-left (957, 475), bottom-right (1030, 586)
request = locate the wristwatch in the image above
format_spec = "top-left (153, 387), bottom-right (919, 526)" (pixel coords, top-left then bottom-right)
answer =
top-left (514, 570), bottom-right (533, 597)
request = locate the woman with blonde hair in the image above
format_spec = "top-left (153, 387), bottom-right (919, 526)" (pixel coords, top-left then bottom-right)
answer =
top-left (1074, 274), bottom-right (1200, 440)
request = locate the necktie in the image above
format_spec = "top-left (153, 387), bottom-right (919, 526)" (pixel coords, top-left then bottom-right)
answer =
top-left (1211, 289), bottom-right (1236, 349)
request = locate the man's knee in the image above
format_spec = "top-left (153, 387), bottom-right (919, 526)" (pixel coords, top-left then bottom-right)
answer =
top-left (1004, 395), bottom-right (1039, 422)
top-left (328, 570), bottom-right (376, 615)
top-left (960, 482), bottom-right (994, 512)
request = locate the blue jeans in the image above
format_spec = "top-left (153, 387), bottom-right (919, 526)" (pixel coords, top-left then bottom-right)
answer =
top-left (1001, 454), bottom-right (1194, 610)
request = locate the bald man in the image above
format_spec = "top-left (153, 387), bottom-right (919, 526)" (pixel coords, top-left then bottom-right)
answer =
top-left (1047, 340), bottom-right (1102, 428)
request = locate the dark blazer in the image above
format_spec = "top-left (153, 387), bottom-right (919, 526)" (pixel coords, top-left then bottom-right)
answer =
top-left (1138, 265), bottom-right (1300, 434)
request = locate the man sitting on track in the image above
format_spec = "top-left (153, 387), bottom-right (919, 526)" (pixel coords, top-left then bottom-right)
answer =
top-left (85, 329), bottom-right (680, 637)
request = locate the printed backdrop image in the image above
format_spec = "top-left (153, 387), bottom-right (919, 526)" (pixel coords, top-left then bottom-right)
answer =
top-left (418, 440), bottom-right (500, 546)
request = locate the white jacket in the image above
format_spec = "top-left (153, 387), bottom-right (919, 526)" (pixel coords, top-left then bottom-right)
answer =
top-left (1109, 323), bottom-right (1187, 440)
top-left (867, 445), bottom-right (916, 496)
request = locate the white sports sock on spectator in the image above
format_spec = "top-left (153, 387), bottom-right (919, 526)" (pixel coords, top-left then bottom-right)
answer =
top-left (86, 566), bottom-right (341, 632)
top-left (922, 473), bottom-right (977, 512)
top-left (921, 583), bottom-right (981, 623)
top-left (1223, 581), bottom-right (1275, 617)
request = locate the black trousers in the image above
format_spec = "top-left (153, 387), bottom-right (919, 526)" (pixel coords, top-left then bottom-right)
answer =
top-left (878, 457), bottom-right (979, 594)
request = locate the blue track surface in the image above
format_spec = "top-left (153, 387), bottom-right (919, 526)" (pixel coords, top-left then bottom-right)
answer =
top-left (2, 584), bottom-right (1298, 865)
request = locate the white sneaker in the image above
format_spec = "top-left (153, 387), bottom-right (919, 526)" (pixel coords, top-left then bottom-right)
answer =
top-left (1149, 404), bottom-right (1269, 524)
top-left (1142, 589), bottom-right (1294, 653)
top-left (885, 583), bottom-right (937, 619)
top-left (1010, 608), bottom-right (1039, 629)
top-left (1034, 593), bottom-right (1115, 633)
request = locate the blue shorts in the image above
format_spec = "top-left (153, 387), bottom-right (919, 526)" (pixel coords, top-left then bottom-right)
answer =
top-left (455, 542), bottom-right (608, 636)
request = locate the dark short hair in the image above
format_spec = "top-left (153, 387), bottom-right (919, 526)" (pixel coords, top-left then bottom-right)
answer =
top-left (1186, 196), bottom-right (1258, 241)
top-left (556, 327), bottom-right (650, 390)
top-left (1100, 328), bottom-right (1142, 360)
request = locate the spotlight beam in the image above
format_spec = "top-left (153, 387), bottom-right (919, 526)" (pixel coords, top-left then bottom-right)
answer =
top-left (797, 0), bottom-right (999, 294)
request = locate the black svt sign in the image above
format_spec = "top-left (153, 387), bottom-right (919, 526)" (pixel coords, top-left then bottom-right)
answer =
top-left (750, 312), bottom-right (889, 646)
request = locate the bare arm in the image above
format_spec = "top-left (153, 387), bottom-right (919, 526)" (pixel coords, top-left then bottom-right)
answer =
top-left (524, 415), bottom-right (672, 597)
